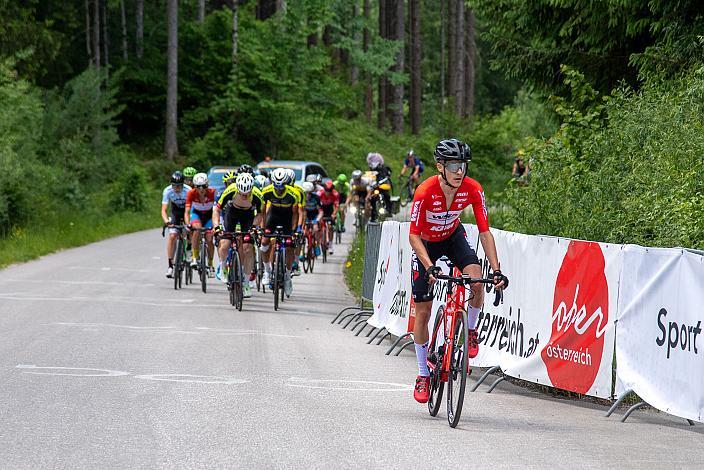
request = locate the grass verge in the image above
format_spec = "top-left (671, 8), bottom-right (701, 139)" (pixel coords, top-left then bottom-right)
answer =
top-left (0, 207), bottom-right (161, 268)
top-left (343, 230), bottom-right (366, 300)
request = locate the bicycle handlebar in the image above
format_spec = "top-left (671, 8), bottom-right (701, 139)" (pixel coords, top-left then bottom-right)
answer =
top-left (429, 273), bottom-right (504, 307)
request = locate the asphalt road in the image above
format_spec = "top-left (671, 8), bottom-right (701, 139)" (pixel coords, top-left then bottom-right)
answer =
top-left (0, 225), bottom-right (702, 469)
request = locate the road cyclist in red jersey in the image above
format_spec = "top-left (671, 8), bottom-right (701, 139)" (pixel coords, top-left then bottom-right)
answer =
top-left (409, 138), bottom-right (508, 404)
top-left (184, 172), bottom-right (217, 277)
top-left (317, 180), bottom-right (340, 256)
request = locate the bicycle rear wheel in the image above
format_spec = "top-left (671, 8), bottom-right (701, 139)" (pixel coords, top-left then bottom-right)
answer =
top-left (279, 250), bottom-right (285, 302)
top-left (447, 310), bottom-right (469, 428)
top-left (428, 306), bottom-right (446, 417)
top-left (273, 249), bottom-right (281, 311)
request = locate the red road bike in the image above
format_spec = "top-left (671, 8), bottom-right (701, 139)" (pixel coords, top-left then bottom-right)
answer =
top-left (426, 272), bottom-right (502, 428)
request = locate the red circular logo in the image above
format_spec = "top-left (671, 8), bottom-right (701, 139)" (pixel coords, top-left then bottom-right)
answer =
top-left (541, 241), bottom-right (608, 394)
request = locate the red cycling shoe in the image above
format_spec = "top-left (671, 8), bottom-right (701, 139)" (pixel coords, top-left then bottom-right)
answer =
top-left (414, 375), bottom-right (430, 403)
top-left (468, 329), bottom-right (479, 358)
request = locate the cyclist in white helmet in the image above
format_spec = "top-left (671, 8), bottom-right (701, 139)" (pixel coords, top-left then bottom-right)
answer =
top-left (213, 172), bottom-right (263, 297)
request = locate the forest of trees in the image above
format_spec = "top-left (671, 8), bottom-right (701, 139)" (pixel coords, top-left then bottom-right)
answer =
top-left (1, 1), bottom-right (703, 252)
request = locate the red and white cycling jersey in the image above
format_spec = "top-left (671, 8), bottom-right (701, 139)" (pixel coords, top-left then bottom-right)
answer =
top-left (317, 189), bottom-right (340, 207)
top-left (409, 175), bottom-right (489, 242)
top-left (185, 187), bottom-right (216, 212)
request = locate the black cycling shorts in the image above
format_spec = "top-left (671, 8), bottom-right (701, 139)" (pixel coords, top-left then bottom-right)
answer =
top-left (170, 207), bottom-right (185, 225)
top-left (411, 224), bottom-right (480, 302)
top-left (265, 213), bottom-right (293, 236)
top-left (322, 205), bottom-right (334, 218)
top-left (224, 207), bottom-right (255, 232)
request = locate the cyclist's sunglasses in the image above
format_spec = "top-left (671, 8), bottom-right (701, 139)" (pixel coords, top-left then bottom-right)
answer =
top-left (172, 183), bottom-right (183, 189)
top-left (443, 161), bottom-right (467, 173)
top-left (195, 184), bottom-right (208, 189)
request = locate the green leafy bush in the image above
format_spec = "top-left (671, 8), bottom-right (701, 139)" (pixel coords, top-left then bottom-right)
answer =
top-left (506, 67), bottom-right (704, 249)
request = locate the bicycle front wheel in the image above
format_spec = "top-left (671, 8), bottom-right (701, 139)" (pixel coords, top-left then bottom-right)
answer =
top-left (273, 249), bottom-right (280, 311)
top-left (233, 251), bottom-right (243, 311)
top-left (428, 306), bottom-right (446, 417)
top-left (199, 243), bottom-right (207, 294)
top-left (174, 237), bottom-right (183, 290)
top-left (447, 310), bottom-right (469, 428)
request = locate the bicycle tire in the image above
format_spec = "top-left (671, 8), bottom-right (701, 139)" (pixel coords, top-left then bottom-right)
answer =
top-left (273, 249), bottom-right (280, 311)
top-left (200, 240), bottom-right (207, 294)
top-left (228, 255), bottom-right (236, 307)
top-left (279, 249), bottom-right (285, 302)
top-left (174, 237), bottom-right (183, 290)
top-left (428, 306), bottom-right (446, 417)
top-left (235, 250), bottom-right (244, 311)
top-left (185, 263), bottom-right (192, 285)
top-left (302, 237), bottom-right (310, 273)
top-left (447, 310), bottom-right (469, 428)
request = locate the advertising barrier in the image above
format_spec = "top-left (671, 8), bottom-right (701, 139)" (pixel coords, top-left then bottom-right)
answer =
top-left (616, 245), bottom-right (704, 422)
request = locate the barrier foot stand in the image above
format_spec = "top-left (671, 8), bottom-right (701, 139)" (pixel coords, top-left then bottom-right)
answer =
top-left (687, 419), bottom-right (695, 426)
top-left (365, 326), bottom-right (377, 338)
top-left (353, 321), bottom-right (369, 336)
top-left (367, 328), bottom-right (385, 344)
top-left (385, 333), bottom-right (412, 355)
top-left (356, 325), bottom-right (373, 337)
top-left (605, 389), bottom-right (634, 418)
top-left (394, 339), bottom-right (415, 356)
top-left (337, 310), bottom-right (363, 326)
top-left (342, 310), bottom-right (372, 329)
top-left (620, 402), bottom-right (647, 423)
top-left (470, 366), bottom-right (500, 392)
top-left (332, 305), bottom-right (362, 324)
top-left (487, 376), bottom-right (506, 394)
top-left (376, 332), bottom-right (392, 346)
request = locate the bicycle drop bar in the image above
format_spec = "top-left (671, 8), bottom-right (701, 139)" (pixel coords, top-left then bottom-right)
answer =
top-left (427, 273), bottom-right (504, 307)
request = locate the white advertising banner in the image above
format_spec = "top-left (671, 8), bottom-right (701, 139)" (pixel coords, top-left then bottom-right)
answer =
top-left (369, 222), bottom-right (399, 330)
top-left (616, 246), bottom-right (704, 422)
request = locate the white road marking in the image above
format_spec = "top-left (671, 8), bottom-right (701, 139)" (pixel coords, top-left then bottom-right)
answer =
top-left (1, 279), bottom-right (155, 287)
top-left (67, 266), bottom-right (151, 273)
top-left (286, 377), bottom-right (413, 392)
top-left (0, 294), bottom-right (209, 308)
top-left (48, 323), bottom-right (302, 338)
top-left (16, 365), bottom-right (130, 377)
top-left (134, 374), bottom-right (249, 385)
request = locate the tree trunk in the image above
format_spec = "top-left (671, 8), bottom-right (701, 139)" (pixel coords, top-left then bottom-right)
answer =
top-left (102, 0), bottom-right (109, 69)
top-left (363, 0), bottom-right (372, 123)
top-left (440, 0), bottom-right (445, 118)
top-left (231, 2), bottom-right (238, 65)
top-left (120, 0), bottom-right (129, 61)
top-left (349, 2), bottom-right (359, 86)
top-left (377, 0), bottom-right (387, 129)
top-left (391, 0), bottom-right (404, 133)
top-left (409, 0), bottom-right (421, 135)
top-left (165, 0), bottom-right (179, 161)
top-left (463, 8), bottom-right (476, 118)
top-left (136, 0), bottom-right (144, 59)
top-left (85, 0), bottom-right (92, 65)
top-left (93, 0), bottom-right (101, 69)
top-left (452, 0), bottom-right (465, 117)
top-left (447, 0), bottom-right (455, 107)
top-left (257, 0), bottom-right (277, 20)
top-left (276, 0), bottom-right (286, 13)
top-left (198, 0), bottom-right (205, 22)
top-left (385, 0), bottom-right (394, 127)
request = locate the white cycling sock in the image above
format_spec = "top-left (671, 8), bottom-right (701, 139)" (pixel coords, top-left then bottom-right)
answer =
top-left (468, 306), bottom-right (481, 330)
top-left (415, 342), bottom-right (430, 377)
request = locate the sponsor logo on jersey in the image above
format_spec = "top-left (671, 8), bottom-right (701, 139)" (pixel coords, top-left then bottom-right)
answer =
top-left (410, 201), bottom-right (421, 222)
top-left (426, 210), bottom-right (462, 223)
top-left (456, 192), bottom-right (468, 197)
top-left (432, 201), bottom-right (442, 207)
